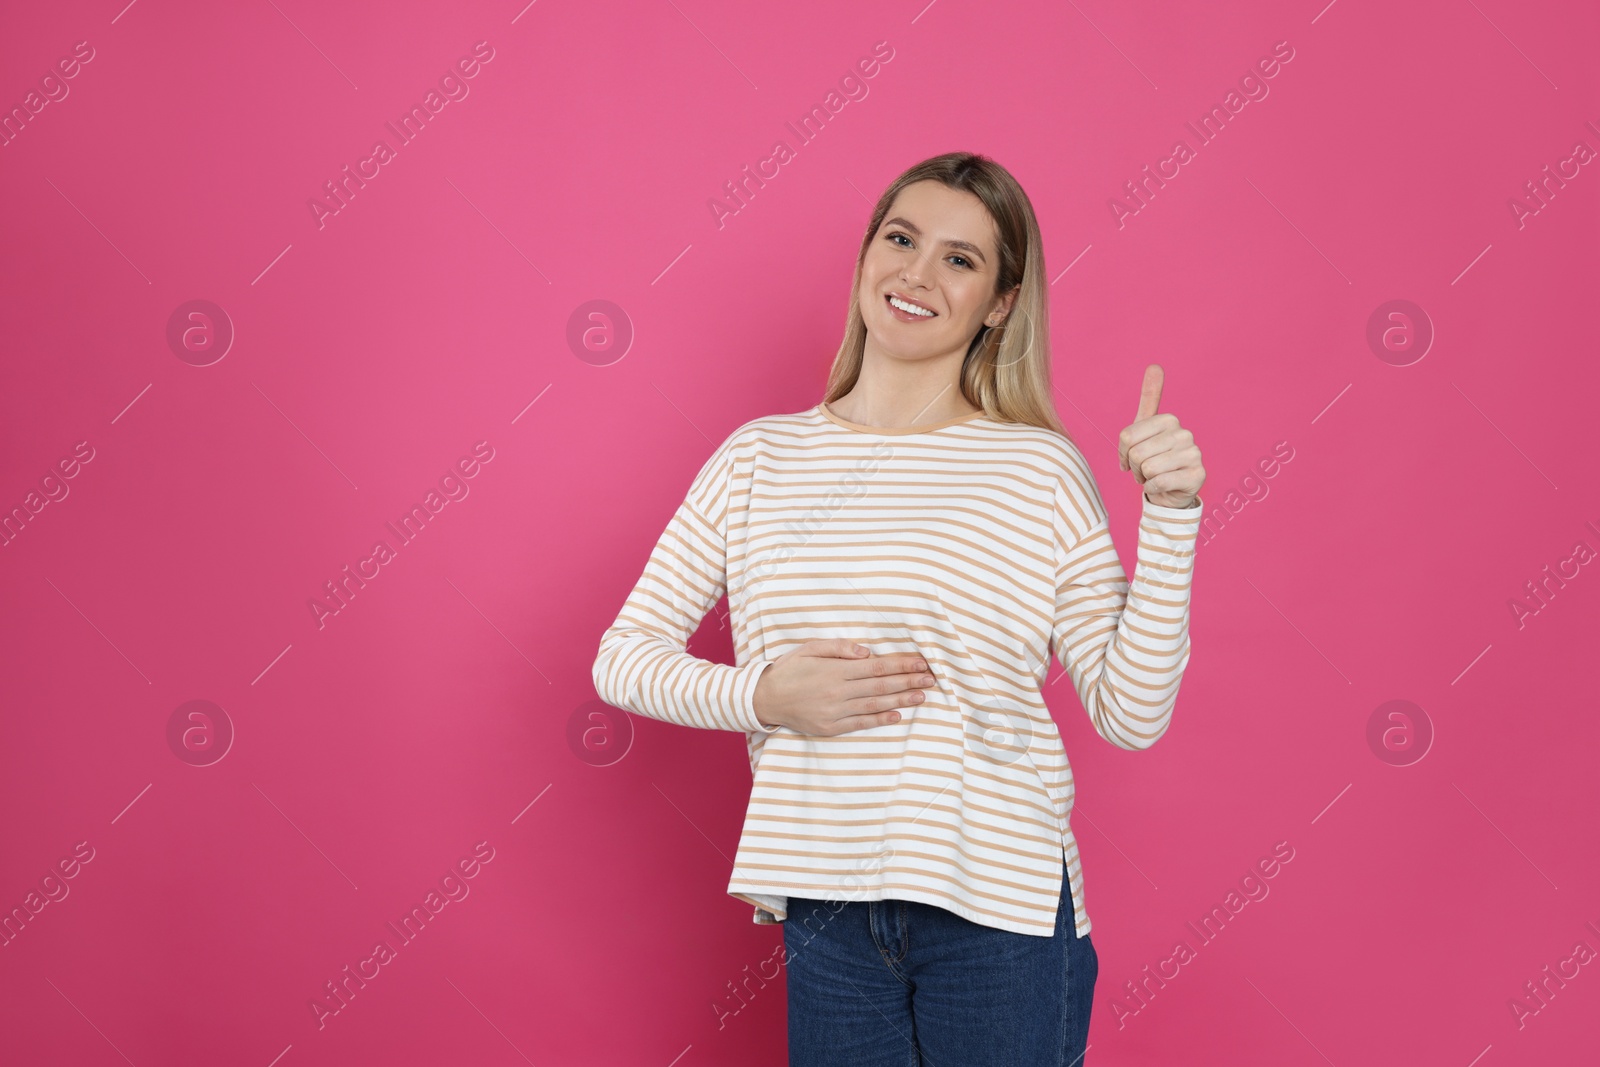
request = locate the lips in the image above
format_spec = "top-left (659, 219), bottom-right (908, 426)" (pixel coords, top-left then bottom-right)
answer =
top-left (885, 292), bottom-right (937, 317)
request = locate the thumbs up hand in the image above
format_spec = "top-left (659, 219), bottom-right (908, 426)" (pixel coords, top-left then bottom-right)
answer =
top-left (1118, 364), bottom-right (1205, 510)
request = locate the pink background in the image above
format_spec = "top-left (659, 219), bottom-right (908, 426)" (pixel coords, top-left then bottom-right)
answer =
top-left (3, 0), bottom-right (1597, 1063)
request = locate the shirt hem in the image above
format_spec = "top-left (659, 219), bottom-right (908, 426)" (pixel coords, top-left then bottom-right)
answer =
top-left (729, 883), bottom-right (1069, 939)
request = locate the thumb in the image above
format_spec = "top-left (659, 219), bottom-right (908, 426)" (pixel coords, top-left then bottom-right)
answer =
top-left (1135, 364), bottom-right (1164, 423)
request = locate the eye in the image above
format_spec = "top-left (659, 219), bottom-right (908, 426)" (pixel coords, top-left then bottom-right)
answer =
top-left (886, 231), bottom-right (974, 269)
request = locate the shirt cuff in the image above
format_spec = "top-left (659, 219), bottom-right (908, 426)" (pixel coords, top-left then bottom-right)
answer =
top-left (1142, 494), bottom-right (1203, 521)
top-left (732, 658), bottom-right (781, 734)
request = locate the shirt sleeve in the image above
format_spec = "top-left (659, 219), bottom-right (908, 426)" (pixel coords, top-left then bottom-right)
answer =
top-left (1049, 449), bottom-right (1200, 751)
top-left (591, 431), bottom-right (780, 735)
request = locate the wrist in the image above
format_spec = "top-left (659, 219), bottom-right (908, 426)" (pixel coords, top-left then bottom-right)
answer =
top-left (751, 663), bottom-right (783, 730)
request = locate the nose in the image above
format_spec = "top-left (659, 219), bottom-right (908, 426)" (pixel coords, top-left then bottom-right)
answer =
top-left (899, 253), bottom-right (933, 289)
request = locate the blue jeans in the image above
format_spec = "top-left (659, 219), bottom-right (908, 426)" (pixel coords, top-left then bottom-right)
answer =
top-left (782, 866), bottom-right (1098, 1066)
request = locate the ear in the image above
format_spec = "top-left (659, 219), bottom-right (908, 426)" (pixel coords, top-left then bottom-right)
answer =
top-left (991, 286), bottom-right (1020, 323)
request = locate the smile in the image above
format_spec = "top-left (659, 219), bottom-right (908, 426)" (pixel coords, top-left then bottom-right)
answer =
top-left (886, 294), bottom-right (936, 320)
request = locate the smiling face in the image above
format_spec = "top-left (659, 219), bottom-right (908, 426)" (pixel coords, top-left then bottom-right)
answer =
top-left (857, 179), bottom-right (1017, 364)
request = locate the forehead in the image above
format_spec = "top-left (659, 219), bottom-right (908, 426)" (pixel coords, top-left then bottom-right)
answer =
top-left (880, 180), bottom-right (997, 255)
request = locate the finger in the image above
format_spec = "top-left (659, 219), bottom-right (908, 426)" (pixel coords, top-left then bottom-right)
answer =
top-left (848, 652), bottom-right (930, 679)
top-left (1120, 365), bottom-right (1163, 470)
top-left (843, 673), bottom-right (937, 708)
top-left (1135, 364), bottom-right (1163, 423)
top-left (1127, 418), bottom-right (1189, 480)
top-left (842, 668), bottom-right (935, 710)
top-left (836, 709), bottom-right (908, 734)
top-left (1124, 422), bottom-right (1166, 474)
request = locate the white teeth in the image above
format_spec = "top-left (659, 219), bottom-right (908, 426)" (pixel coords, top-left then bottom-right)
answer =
top-left (888, 296), bottom-right (934, 317)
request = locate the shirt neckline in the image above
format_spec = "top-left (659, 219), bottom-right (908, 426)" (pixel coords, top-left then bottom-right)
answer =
top-left (817, 401), bottom-right (988, 436)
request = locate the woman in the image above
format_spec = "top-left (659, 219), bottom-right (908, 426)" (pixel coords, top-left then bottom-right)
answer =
top-left (592, 151), bottom-right (1205, 1065)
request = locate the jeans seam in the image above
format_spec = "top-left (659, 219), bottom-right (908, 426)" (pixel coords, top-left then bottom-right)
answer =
top-left (867, 901), bottom-right (913, 987)
top-left (1058, 924), bottom-right (1071, 1066)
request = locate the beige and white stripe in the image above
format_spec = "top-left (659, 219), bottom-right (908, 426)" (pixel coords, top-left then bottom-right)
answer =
top-left (593, 402), bottom-right (1200, 937)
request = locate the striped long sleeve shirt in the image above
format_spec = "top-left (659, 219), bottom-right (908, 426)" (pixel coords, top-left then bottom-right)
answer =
top-left (591, 401), bottom-right (1200, 937)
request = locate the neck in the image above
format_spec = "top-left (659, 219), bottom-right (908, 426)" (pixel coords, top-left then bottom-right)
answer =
top-left (829, 347), bottom-right (979, 430)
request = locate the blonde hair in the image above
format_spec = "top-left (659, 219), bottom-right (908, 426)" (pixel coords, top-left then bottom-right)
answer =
top-left (821, 151), bottom-right (1070, 440)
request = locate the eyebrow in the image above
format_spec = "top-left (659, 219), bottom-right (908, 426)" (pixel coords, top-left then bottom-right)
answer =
top-left (883, 216), bottom-right (988, 266)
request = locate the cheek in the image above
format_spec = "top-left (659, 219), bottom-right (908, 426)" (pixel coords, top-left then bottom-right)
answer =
top-left (948, 282), bottom-right (986, 320)
top-left (856, 275), bottom-right (878, 309)
top-left (860, 246), bottom-right (892, 279)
